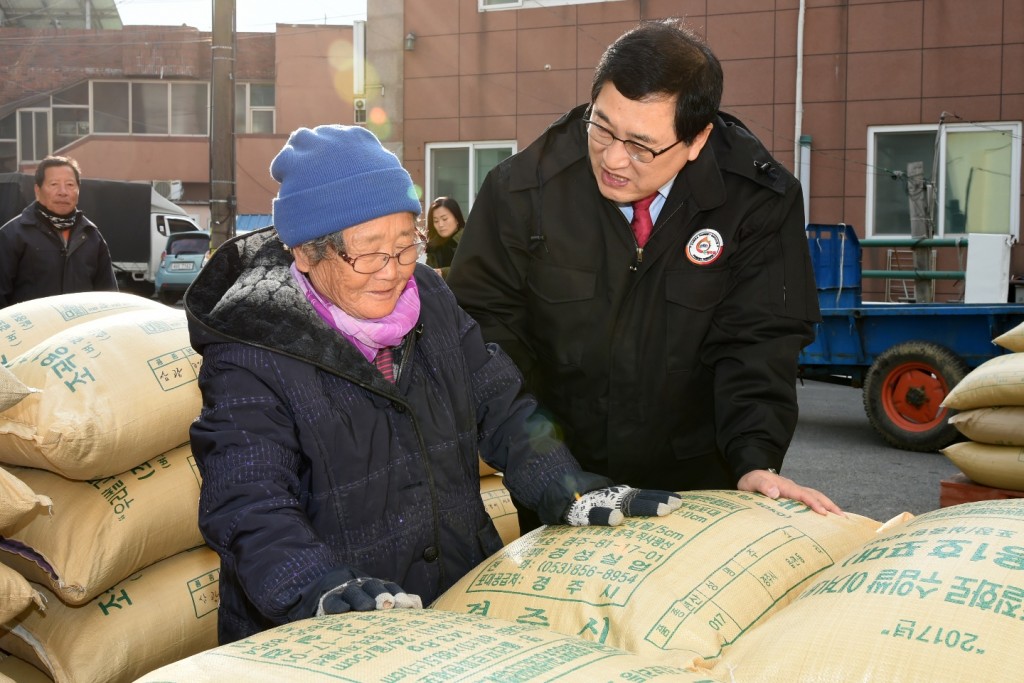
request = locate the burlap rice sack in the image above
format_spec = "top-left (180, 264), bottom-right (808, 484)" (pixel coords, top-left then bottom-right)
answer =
top-left (948, 406), bottom-right (1024, 446)
top-left (0, 291), bottom-right (163, 366)
top-left (708, 499), bottom-right (1024, 683)
top-left (0, 308), bottom-right (202, 479)
top-left (135, 609), bottom-right (717, 683)
top-left (433, 490), bottom-right (881, 667)
top-left (479, 453), bottom-right (498, 476)
top-left (0, 364), bottom-right (35, 413)
top-left (0, 444), bottom-right (203, 605)
top-left (0, 546), bottom-right (219, 683)
top-left (941, 441), bottom-right (1024, 491)
top-left (480, 473), bottom-right (519, 545)
top-left (993, 320), bottom-right (1024, 352)
top-left (0, 653), bottom-right (52, 683)
top-left (0, 466), bottom-right (51, 532)
top-left (0, 563), bottom-right (43, 624)
top-left (941, 353), bottom-right (1024, 411)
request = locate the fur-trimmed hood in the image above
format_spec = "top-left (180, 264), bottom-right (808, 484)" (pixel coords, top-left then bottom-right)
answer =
top-left (183, 226), bottom-right (401, 397)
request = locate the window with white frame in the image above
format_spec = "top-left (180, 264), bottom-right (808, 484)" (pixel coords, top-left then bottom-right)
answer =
top-left (4, 80), bottom-right (212, 166)
top-left (0, 113), bottom-right (16, 172)
top-left (235, 83), bottom-right (275, 134)
top-left (91, 80), bottom-right (209, 136)
top-left (52, 82), bottom-right (90, 151)
top-left (425, 141), bottom-right (516, 214)
top-left (18, 109), bottom-right (49, 164)
top-left (866, 122), bottom-right (1021, 239)
top-left (93, 81), bottom-right (130, 134)
top-left (479, 0), bottom-right (620, 11)
top-left (170, 83), bottom-right (209, 135)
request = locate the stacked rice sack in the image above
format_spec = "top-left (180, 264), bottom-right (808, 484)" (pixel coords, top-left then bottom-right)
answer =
top-left (136, 609), bottom-right (717, 683)
top-left (434, 490), bottom-right (882, 668)
top-left (138, 491), bottom-right (883, 682)
top-left (706, 498), bottom-right (1024, 682)
top-left (0, 293), bottom-right (218, 683)
top-left (132, 491), bottom-right (1024, 683)
top-left (940, 321), bottom-right (1024, 490)
top-left (479, 456), bottom-right (520, 546)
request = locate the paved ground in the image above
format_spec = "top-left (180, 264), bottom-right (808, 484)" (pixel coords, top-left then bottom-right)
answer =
top-left (784, 380), bottom-right (960, 524)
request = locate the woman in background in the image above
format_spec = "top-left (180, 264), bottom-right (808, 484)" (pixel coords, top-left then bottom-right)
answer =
top-left (424, 196), bottom-right (464, 278)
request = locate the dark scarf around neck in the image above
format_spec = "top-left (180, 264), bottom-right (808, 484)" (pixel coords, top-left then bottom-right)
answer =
top-left (36, 203), bottom-right (80, 232)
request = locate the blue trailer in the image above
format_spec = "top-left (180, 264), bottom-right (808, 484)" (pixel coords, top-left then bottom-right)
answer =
top-left (799, 224), bottom-right (1024, 452)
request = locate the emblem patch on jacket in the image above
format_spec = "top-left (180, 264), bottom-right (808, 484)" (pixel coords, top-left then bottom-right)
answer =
top-left (686, 228), bottom-right (724, 265)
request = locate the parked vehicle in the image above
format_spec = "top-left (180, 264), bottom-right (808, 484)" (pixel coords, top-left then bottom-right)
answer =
top-left (799, 224), bottom-right (1024, 452)
top-left (0, 173), bottom-right (202, 296)
top-left (154, 231), bottom-right (211, 305)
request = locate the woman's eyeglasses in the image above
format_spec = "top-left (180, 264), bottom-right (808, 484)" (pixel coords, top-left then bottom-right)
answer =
top-left (339, 241), bottom-right (426, 274)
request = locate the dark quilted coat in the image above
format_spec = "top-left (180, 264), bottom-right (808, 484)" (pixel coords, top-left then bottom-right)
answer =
top-left (184, 228), bottom-right (609, 643)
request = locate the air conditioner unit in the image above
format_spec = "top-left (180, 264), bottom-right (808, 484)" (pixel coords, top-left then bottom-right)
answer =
top-left (153, 180), bottom-right (184, 202)
top-left (354, 98), bottom-right (367, 125)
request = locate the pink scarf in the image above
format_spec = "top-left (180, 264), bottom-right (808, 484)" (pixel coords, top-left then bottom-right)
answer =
top-left (290, 262), bottom-right (421, 362)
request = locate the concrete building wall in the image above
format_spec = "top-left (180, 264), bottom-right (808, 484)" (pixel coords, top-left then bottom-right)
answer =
top-left (236, 24), bottom-right (358, 214)
top-left (366, 0), bottom-right (409, 163)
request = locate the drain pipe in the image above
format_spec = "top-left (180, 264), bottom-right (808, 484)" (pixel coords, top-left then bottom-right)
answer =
top-left (799, 134), bottom-right (812, 222)
top-left (794, 0), bottom-right (806, 183)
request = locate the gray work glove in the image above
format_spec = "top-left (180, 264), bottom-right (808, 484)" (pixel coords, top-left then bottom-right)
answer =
top-left (564, 485), bottom-right (683, 527)
top-left (290, 567), bottom-right (422, 620)
top-left (317, 577), bottom-right (422, 615)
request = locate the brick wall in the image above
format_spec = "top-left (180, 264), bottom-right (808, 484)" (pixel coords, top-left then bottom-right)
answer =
top-left (0, 26), bottom-right (276, 107)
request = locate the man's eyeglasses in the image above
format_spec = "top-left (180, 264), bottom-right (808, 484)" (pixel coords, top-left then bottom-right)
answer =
top-left (583, 118), bottom-right (683, 163)
top-left (339, 241), bottom-right (426, 274)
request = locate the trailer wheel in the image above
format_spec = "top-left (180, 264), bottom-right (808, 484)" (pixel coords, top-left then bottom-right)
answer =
top-left (862, 341), bottom-right (968, 452)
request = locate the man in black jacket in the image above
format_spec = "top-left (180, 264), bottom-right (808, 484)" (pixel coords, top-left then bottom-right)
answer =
top-left (448, 19), bottom-right (840, 529)
top-left (0, 155), bottom-right (117, 308)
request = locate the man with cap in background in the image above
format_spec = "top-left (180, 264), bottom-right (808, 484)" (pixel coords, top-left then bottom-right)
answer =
top-left (184, 124), bottom-right (683, 644)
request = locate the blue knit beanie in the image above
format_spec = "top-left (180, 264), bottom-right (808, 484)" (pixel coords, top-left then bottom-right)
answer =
top-left (270, 125), bottom-right (421, 247)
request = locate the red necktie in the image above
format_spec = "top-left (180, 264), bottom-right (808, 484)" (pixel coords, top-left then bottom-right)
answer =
top-left (631, 194), bottom-right (657, 247)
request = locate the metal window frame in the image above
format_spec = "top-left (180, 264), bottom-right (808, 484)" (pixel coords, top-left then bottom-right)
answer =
top-left (866, 122), bottom-right (1022, 240)
top-left (425, 140), bottom-right (517, 212)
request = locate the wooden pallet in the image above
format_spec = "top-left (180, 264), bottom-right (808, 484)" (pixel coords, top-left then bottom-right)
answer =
top-left (940, 472), bottom-right (1024, 508)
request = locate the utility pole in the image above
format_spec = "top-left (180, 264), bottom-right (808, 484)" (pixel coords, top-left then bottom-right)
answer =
top-left (907, 160), bottom-right (934, 303)
top-left (209, 0), bottom-right (236, 249)
top-left (905, 112), bottom-right (947, 304)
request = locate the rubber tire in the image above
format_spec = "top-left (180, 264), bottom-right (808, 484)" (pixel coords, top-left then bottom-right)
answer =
top-left (862, 341), bottom-right (969, 452)
top-left (157, 290), bottom-right (179, 306)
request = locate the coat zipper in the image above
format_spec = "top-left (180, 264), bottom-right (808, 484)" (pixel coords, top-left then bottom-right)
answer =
top-left (390, 324), bottom-right (446, 584)
top-left (623, 212), bottom-right (643, 272)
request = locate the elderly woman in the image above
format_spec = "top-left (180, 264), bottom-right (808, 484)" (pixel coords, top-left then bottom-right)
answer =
top-left (185, 125), bottom-right (680, 645)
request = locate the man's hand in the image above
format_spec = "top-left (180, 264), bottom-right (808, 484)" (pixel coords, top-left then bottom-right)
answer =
top-left (737, 469), bottom-right (843, 516)
top-left (564, 485), bottom-right (683, 526)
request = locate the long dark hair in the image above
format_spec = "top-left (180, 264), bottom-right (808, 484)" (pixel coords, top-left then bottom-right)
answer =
top-left (426, 196), bottom-right (465, 245)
